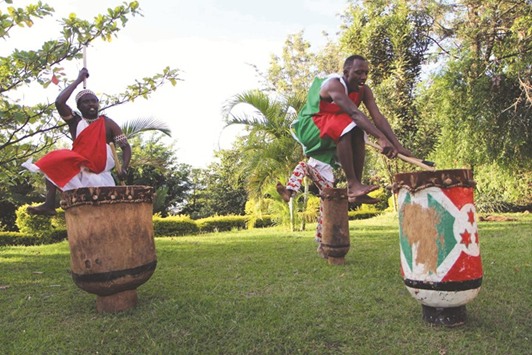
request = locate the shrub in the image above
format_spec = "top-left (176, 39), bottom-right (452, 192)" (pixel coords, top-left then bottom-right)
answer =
top-left (348, 210), bottom-right (382, 220)
top-left (367, 188), bottom-right (389, 211)
top-left (0, 231), bottom-right (67, 246)
top-left (300, 195), bottom-right (320, 223)
top-left (153, 215), bottom-right (199, 237)
top-left (51, 209), bottom-right (67, 230)
top-left (249, 215), bottom-right (276, 229)
top-left (15, 204), bottom-right (55, 237)
top-left (196, 215), bottom-right (247, 233)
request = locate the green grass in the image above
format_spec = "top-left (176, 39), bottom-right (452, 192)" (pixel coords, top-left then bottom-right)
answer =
top-left (0, 213), bottom-right (530, 354)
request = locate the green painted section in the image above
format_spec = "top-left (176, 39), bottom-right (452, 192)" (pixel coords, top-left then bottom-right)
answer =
top-left (428, 193), bottom-right (457, 267)
top-left (398, 193), bottom-right (413, 270)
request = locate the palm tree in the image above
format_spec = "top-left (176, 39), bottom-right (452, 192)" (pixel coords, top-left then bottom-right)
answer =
top-left (120, 116), bottom-right (171, 139)
top-left (118, 117), bottom-right (173, 213)
top-left (223, 89), bottom-right (309, 230)
top-left (223, 89), bottom-right (305, 198)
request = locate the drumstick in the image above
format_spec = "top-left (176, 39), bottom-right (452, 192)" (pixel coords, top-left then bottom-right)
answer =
top-left (109, 142), bottom-right (126, 185)
top-left (366, 141), bottom-right (436, 171)
top-left (82, 45), bottom-right (87, 89)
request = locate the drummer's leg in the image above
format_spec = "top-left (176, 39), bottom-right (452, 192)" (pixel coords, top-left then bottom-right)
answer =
top-left (27, 178), bottom-right (58, 216)
top-left (276, 161), bottom-right (307, 202)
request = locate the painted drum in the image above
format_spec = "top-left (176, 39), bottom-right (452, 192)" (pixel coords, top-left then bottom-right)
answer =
top-left (393, 169), bottom-right (482, 326)
top-left (320, 188), bottom-right (350, 265)
top-left (61, 185), bottom-right (157, 313)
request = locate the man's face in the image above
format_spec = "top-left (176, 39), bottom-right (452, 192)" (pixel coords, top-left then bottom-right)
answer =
top-left (344, 59), bottom-right (369, 88)
top-left (77, 94), bottom-right (99, 118)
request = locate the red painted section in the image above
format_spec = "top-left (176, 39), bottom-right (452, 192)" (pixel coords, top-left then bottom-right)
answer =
top-left (442, 187), bottom-right (473, 210)
top-left (442, 251), bottom-right (483, 282)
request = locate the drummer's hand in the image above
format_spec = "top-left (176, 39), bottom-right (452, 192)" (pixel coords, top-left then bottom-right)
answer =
top-left (77, 68), bottom-right (89, 83)
top-left (396, 145), bottom-right (413, 157)
top-left (378, 137), bottom-right (397, 159)
top-left (117, 167), bottom-right (128, 181)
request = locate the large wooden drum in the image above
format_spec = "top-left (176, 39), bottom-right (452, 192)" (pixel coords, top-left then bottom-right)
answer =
top-left (320, 188), bottom-right (350, 265)
top-left (61, 185), bottom-right (157, 313)
top-left (393, 169), bottom-right (483, 326)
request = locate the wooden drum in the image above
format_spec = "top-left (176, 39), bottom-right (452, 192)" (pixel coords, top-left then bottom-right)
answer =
top-left (320, 188), bottom-right (350, 265)
top-left (393, 169), bottom-right (483, 326)
top-left (61, 186), bottom-right (157, 313)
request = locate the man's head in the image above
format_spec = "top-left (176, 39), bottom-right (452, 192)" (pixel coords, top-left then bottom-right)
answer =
top-left (343, 55), bottom-right (369, 89)
top-left (75, 89), bottom-right (99, 119)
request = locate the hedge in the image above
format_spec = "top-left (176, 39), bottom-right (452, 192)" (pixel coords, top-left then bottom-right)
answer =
top-left (0, 229), bottom-right (67, 247)
top-left (348, 210), bottom-right (382, 220)
top-left (153, 215), bottom-right (199, 237)
top-left (195, 215), bottom-right (248, 233)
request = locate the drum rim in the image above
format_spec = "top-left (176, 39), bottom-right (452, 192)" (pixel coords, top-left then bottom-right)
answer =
top-left (60, 185), bottom-right (154, 210)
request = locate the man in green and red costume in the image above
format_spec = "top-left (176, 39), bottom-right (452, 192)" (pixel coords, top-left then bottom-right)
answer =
top-left (23, 68), bottom-right (131, 215)
top-left (291, 54), bottom-right (412, 202)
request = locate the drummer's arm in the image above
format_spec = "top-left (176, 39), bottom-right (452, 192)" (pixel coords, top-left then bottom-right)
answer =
top-left (55, 69), bottom-right (87, 121)
top-left (108, 119), bottom-right (131, 180)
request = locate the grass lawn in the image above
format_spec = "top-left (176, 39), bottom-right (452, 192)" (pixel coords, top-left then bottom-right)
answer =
top-left (0, 213), bottom-right (530, 354)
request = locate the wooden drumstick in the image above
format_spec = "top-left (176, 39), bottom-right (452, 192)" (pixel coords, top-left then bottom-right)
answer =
top-left (366, 141), bottom-right (436, 171)
top-left (82, 45), bottom-right (87, 89)
top-left (110, 142), bottom-right (126, 185)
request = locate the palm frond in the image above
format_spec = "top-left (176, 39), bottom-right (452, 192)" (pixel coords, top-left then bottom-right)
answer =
top-left (121, 117), bottom-right (172, 139)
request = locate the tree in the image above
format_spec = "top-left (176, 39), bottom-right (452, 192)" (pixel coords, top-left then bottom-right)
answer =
top-left (416, 0), bottom-right (532, 210)
top-left (126, 133), bottom-right (192, 217)
top-left (182, 149), bottom-right (248, 219)
top-left (265, 31), bottom-right (343, 98)
top-left (223, 90), bottom-right (305, 200)
top-left (339, 0), bottom-right (433, 156)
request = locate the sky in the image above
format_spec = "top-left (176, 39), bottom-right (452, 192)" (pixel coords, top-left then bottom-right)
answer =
top-left (6, 0), bottom-right (349, 168)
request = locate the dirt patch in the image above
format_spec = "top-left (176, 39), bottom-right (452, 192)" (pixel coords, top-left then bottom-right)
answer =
top-left (479, 215), bottom-right (517, 222)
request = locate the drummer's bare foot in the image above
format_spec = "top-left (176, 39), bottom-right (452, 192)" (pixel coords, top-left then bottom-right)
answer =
top-left (276, 182), bottom-right (295, 202)
top-left (347, 183), bottom-right (379, 203)
top-left (351, 194), bottom-right (380, 204)
top-left (27, 204), bottom-right (56, 216)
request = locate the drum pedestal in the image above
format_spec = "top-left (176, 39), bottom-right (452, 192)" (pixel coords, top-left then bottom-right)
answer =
top-left (96, 290), bottom-right (138, 313)
top-left (320, 188), bottom-right (350, 265)
top-left (422, 305), bottom-right (467, 327)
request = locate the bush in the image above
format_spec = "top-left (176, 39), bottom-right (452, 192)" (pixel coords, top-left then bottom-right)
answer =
top-left (249, 215), bottom-right (276, 229)
top-left (196, 215), bottom-right (248, 233)
top-left (0, 231), bottom-right (37, 246)
top-left (153, 215), bottom-right (199, 237)
top-left (367, 188), bottom-right (389, 211)
top-left (300, 195), bottom-right (320, 223)
top-left (348, 210), bottom-right (382, 220)
top-left (0, 230), bottom-right (67, 246)
top-left (15, 204), bottom-right (55, 238)
top-left (51, 209), bottom-right (67, 230)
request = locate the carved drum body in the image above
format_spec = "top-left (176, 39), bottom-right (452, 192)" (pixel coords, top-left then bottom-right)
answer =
top-left (320, 188), bottom-right (350, 265)
top-left (61, 186), bottom-right (156, 313)
top-left (394, 170), bottom-right (482, 326)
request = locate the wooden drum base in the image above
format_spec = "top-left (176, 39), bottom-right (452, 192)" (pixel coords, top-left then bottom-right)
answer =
top-left (96, 289), bottom-right (138, 313)
top-left (422, 305), bottom-right (467, 327)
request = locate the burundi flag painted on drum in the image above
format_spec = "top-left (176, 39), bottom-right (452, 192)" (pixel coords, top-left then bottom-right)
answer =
top-left (394, 169), bottom-right (483, 309)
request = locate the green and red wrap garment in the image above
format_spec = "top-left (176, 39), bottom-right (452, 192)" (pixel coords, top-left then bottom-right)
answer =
top-left (291, 74), bottom-right (363, 166)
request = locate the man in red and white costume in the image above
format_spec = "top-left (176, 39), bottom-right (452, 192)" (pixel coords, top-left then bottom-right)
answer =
top-left (23, 68), bottom-right (131, 215)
